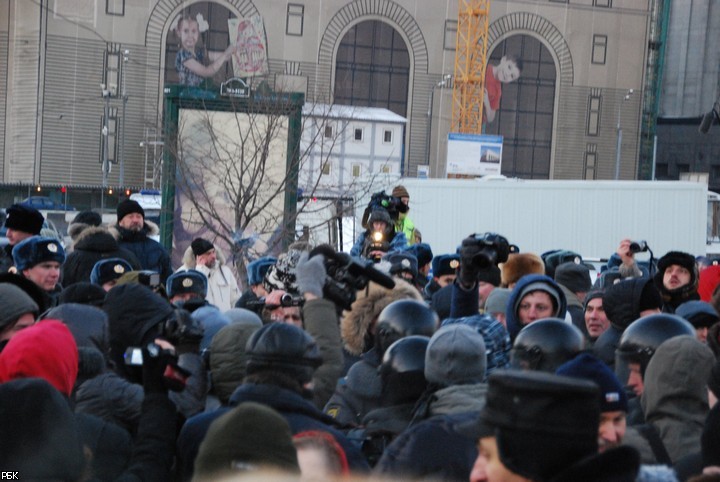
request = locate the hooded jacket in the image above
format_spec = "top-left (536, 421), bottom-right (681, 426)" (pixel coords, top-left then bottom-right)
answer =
top-left (179, 245), bottom-right (240, 312)
top-left (109, 220), bottom-right (172, 283)
top-left (209, 320), bottom-right (262, 405)
top-left (505, 274), bottom-right (568, 341)
top-left (639, 336), bottom-right (714, 463)
top-left (593, 278), bottom-right (653, 367)
top-left (62, 226), bottom-right (142, 287)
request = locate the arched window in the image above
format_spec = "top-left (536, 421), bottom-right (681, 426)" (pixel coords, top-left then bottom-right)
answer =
top-left (485, 35), bottom-right (557, 179)
top-left (334, 20), bottom-right (410, 117)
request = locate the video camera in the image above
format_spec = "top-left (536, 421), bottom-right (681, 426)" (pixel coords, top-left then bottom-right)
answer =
top-left (361, 190), bottom-right (409, 228)
top-left (463, 232), bottom-right (511, 268)
top-left (363, 230), bottom-right (390, 263)
top-left (124, 342), bottom-right (191, 391)
top-left (310, 245), bottom-right (395, 310)
top-left (245, 292), bottom-right (305, 311)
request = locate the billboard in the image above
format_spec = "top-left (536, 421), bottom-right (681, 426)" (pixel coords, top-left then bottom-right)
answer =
top-left (446, 133), bottom-right (503, 177)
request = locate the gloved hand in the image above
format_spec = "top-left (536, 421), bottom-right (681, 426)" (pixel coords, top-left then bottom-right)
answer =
top-left (165, 309), bottom-right (204, 355)
top-left (296, 252), bottom-right (327, 298)
top-left (458, 235), bottom-right (481, 288)
top-left (141, 341), bottom-right (177, 394)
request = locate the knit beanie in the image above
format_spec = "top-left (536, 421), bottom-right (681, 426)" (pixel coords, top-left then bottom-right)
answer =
top-left (59, 282), bottom-right (107, 306)
top-left (12, 236), bottom-right (65, 271)
top-left (392, 185), bottom-right (410, 199)
top-left (583, 290), bottom-right (604, 311)
top-left (425, 324), bottom-right (487, 386)
top-left (191, 238), bottom-right (214, 257)
top-left (116, 199), bottom-right (144, 222)
top-left (193, 402), bottom-right (299, 479)
top-left (556, 353), bottom-right (628, 413)
top-left (514, 280), bottom-right (563, 317)
top-left (71, 210), bottom-right (102, 227)
top-left (263, 243), bottom-right (311, 294)
top-left (638, 281), bottom-right (663, 312)
top-left (4, 204), bottom-right (44, 235)
top-left (0, 283), bottom-right (39, 332)
top-left (555, 262), bottom-right (592, 293)
top-left (485, 287), bottom-right (511, 315)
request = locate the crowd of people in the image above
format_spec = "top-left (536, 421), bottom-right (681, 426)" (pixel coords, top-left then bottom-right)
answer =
top-left (0, 186), bottom-right (719, 482)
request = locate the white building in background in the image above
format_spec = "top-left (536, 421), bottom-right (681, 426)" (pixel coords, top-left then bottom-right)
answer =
top-left (299, 104), bottom-right (407, 197)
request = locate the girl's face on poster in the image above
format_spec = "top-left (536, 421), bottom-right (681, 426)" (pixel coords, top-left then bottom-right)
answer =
top-left (178, 19), bottom-right (199, 51)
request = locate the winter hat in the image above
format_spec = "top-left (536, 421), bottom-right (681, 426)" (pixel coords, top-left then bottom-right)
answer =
top-left (116, 199), bottom-right (144, 222)
top-left (191, 238), bottom-right (214, 257)
top-left (4, 204), bottom-right (44, 235)
top-left (246, 256), bottom-right (277, 286)
top-left (699, 265), bottom-right (720, 302)
top-left (501, 253), bottom-right (545, 287)
top-left (513, 280), bottom-right (563, 317)
top-left (702, 403), bottom-right (720, 468)
top-left (71, 210), bottom-right (102, 227)
top-left (0, 283), bottom-right (39, 332)
top-left (263, 243), bottom-right (311, 294)
top-left (45, 303), bottom-right (110, 355)
top-left (479, 370), bottom-right (600, 481)
top-left (432, 254), bottom-right (460, 278)
top-left (542, 250), bottom-right (582, 279)
top-left (12, 236), bottom-right (65, 271)
top-left (555, 261), bottom-right (592, 293)
top-left (708, 360), bottom-right (720, 401)
top-left (0, 273), bottom-right (48, 313)
top-left (246, 323), bottom-right (322, 384)
top-left (90, 258), bottom-right (133, 286)
top-left (556, 353), bottom-right (628, 413)
top-left (654, 250), bottom-right (698, 292)
top-left (675, 300), bottom-right (720, 329)
top-left (0, 378), bottom-right (85, 480)
top-left (404, 243), bottom-right (433, 268)
top-left (59, 282), bottom-right (107, 306)
top-left (224, 308), bottom-right (263, 327)
top-left (210, 321), bottom-right (263, 403)
top-left (638, 281), bottom-right (663, 312)
top-left (477, 264), bottom-right (501, 286)
top-left (485, 287), bottom-right (511, 315)
top-left (583, 290), bottom-right (604, 311)
top-left (193, 402), bottom-right (299, 479)
top-left (167, 269), bottom-right (208, 299)
top-left (392, 185), bottom-right (410, 199)
top-left (425, 324), bottom-right (487, 386)
top-left (0, 319), bottom-right (78, 396)
top-left (383, 251), bottom-right (418, 279)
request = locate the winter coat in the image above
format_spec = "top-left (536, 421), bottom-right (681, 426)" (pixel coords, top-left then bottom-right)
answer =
top-left (176, 382), bottom-right (369, 480)
top-left (558, 283), bottom-right (590, 339)
top-left (350, 230), bottom-right (408, 258)
top-left (375, 411), bottom-right (479, 482)
top-left (109, 221), bottom-right (172, 283)
top-left (430, 283), bottom-right (453, 321)
top-left (75, 371), bottom-right (144, 435)
top-left (178, 245), bottom-right (240, 312)
top-left (505, 274), bottom-right (568, 341)
top-left (427, 383), bottom-right (488, 417)
top-left (62, 227), bottom-right (142, 287)
top-left (189, 305), bottom-right (230, 351)
top-left (304, 298), bottom-right (344, 410)
top-left (593, 278), bottom-right (652, 367)
top-left (637, 336), bottom-right (714, 463)
top-left (208, 320), bottom-right (262, 405)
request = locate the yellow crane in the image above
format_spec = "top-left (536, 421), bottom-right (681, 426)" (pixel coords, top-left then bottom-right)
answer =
top-left (451, 0), bottom-right (490, 134)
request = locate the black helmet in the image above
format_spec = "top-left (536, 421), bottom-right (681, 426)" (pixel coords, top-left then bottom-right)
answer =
top-left (510, 318), bottom-right (585, 373)
top-left (615, 313), bottom-right (695, 384)
top-left (246, 323), bottom-right (322, 384)
top-left (379, 335), bottom-right (430, 405)
top-left (375, 300), bottom-right (438, 356)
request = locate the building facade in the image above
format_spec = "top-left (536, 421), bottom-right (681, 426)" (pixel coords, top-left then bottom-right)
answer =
top-left (1, 0), bottom-right (655, 201)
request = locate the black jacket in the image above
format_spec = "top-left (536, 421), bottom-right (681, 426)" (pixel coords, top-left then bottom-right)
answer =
top-left (62, 227), bottom-right (141, 287)
top-left (110, 222), bottom-right (172, 283)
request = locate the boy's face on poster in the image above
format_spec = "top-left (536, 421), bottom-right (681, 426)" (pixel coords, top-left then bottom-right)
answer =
top-left (496, 56), bottom-right (520, 83)
top-left (179, 19), bottom-right (199, 51)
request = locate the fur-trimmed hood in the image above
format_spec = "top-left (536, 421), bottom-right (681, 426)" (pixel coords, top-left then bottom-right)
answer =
top-left (71, 226), bottom-right (121, 253)
top-left (107, 220), bottom-right (160, 241)
top-left (180, 243), bottom-right (228, 269)
top-left (340, 278), bottom-right (423, 356)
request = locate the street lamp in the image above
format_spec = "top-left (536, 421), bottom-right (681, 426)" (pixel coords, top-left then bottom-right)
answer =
top-left (426, 74), bottom-right (452, 173)
top-left (614, 88), bottom-right (634, 180)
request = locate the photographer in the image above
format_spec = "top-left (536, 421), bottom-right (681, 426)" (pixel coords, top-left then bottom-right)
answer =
top-left (350, 208), bottom-right (407, 260)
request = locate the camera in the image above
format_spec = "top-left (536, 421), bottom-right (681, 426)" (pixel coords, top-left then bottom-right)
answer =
top-left (464, 232), bottom-right (511, 268)
top-left (309, 245), bottom-right (395, 310)
top-left (245, 292), bottom-right (305, 310)
top-left (629, 240), bottom-right (649, 253)
top-left (137, 270), bottom-right (161, 288)
top-left (361, 190), bottom-right (409, 228)
top-left (363, 230), bottom-right (390, 262)
top-left (123, 342), bottom-right (191, 392)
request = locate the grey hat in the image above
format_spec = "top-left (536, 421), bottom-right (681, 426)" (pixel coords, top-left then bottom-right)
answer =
top-left (223, 308), bottom-right (263, 327)
top-left (0, 283), bottom-right (39, 332)
top-left (514, 281), bottom-right (563, 317)
top-left (485, 288), bottom-right (511, 315)
top-left (425, 324), bottom-right (487, 386)
top-left (555, 262), bottom-right (592, 293)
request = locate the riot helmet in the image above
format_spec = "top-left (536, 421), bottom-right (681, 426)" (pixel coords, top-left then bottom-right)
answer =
top-left (379, 335), bottom-right (430, 405)
top-left (510, 318), bottom-right (585, 373)
top-left (375, 299), bottom-right (438, 356)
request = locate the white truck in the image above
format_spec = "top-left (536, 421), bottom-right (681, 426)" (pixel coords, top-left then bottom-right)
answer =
top-left (354, 178), bottom-right (710, 260)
